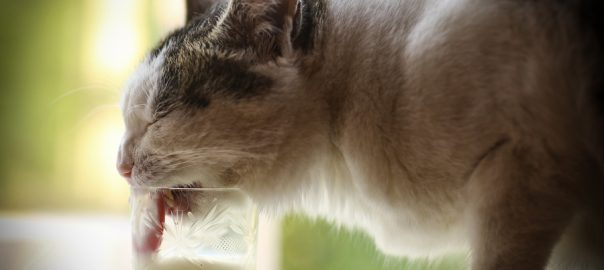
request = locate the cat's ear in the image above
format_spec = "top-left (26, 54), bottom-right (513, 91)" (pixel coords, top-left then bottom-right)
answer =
top-left (186, 0), bottom-right (224, 22)
top-left (224, 0), bottom-right (301, 59)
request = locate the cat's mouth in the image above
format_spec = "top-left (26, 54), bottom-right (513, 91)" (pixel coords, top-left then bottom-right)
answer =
top-left (136, 182), bottom-right (203, 253)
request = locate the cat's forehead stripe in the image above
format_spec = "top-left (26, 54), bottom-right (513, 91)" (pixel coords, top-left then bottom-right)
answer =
top-left (150, 49), bottom-right (274, 117)
top-left (149, 3), bottom-right (227, 62)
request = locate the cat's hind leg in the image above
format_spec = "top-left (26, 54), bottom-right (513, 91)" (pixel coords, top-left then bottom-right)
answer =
top-left (466, 143), bottom-right (586, 270)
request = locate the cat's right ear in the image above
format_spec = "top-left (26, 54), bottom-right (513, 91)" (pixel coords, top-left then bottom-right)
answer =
top-left (186, 0), bottom-right (223, 22)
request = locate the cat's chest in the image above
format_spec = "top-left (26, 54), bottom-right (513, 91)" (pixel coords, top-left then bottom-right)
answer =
top-left (313, 188), bottom-right (468, 256)
top-left (296, 162), bottom-right (470, 256)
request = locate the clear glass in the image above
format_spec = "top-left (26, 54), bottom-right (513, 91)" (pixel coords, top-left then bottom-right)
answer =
top-left (130, 187), bottom-right (258, 270)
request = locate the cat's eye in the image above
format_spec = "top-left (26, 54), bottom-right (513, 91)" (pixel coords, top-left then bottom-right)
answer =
top-left (151, 108), bottom-right (173, 122)
top-left (144, 118), bottom-right (160, 132)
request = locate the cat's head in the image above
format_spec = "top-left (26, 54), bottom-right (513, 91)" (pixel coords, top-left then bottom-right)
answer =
top-left (117, 0), bottom-right (321, 189)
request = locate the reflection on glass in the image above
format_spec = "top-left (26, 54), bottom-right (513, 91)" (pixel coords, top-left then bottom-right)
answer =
top-left (131, 187), bottom-right (258, 270)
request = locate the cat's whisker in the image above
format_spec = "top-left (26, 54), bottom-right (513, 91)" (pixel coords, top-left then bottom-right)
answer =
top-left (79, 104), bottom-right (121, 119)
top-left (183, 149), bottom-right (265, 159)
top-left (62, 104), bottom-right (122, 135)
top-left (170, 163), bottom-right (202, 170)
top-left (125, 104), bottom-right (147, 118)
top-left (49, 84), bottom-right (121, 106)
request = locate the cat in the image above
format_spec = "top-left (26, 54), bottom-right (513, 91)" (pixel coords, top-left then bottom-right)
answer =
top-left (117, 0), bottom-right (604, 269)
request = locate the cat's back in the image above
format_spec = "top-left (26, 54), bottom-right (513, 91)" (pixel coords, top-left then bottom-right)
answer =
top-left (317, 0), bottom-right (604, 256)
top-left (330, 0), bottom-right (601, 181)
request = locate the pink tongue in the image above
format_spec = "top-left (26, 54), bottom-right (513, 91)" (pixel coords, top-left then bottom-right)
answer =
top-left (136, 192), bottom-right (166, 254)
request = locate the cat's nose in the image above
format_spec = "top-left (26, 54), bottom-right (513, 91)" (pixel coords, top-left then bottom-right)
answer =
top-left (117, 162), bottom-right (133, 179)
top-left (117, 137), bottom-right (135, 182)
top-left (117, 149), bottom-right (134, 181)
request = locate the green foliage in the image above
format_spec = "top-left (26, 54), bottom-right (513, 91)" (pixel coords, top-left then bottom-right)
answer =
top-left (0, 0), bottom-right (86, 209)
top-left (282, 215), bottom-right (468, 270)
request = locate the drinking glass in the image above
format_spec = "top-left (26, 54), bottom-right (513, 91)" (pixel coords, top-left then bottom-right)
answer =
top-left (130, 187), bottom-right (258, 270)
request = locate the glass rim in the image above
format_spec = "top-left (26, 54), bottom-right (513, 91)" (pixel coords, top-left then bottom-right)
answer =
top-left (130, 186), bottom-right (242, 191)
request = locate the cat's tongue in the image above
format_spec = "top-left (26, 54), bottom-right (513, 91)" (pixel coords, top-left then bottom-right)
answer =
top-left (135, 191), bottom-right (166, 254)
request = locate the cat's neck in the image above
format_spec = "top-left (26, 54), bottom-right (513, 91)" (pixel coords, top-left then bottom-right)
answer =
top-left (247, 0), bottom-right (428, 214)
top-left (316, 1), bottom-right (424, 76)
top-left (299, 0), bottom-right (424, 144)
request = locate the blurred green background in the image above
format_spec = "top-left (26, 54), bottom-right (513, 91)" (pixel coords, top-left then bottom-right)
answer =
top-left (0, 1), bottom-right (467, 269)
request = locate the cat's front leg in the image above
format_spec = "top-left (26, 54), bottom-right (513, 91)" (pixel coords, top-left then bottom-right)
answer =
top-left (466, 143), bottom-right (580, 270)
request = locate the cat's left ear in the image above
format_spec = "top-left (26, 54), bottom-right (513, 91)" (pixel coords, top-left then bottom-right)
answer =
top-left (224, 0), bottom-right (301, 59)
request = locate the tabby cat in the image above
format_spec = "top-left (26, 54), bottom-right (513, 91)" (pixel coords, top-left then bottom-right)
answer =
top-left (118, 0), bottom-right (604, 269)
